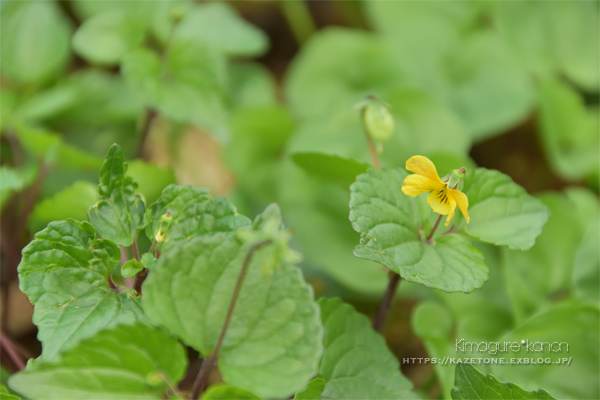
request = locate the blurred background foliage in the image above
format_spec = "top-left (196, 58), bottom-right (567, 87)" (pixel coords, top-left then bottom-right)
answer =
top-left (0, 1), bottom-right (598, 399)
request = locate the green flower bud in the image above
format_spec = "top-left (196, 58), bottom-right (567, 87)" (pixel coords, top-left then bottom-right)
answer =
top-left (362, 96), bottom-right (395, 142)
top-left (442, 167), bottom-right (467, 191)
top-left (154, 210), bottom-right (173, 243)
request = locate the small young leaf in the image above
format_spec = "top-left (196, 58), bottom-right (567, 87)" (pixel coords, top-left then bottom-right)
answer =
top-left (201, 385), bottom-right (259, 400)
top-left (141, 253), bottom-right (158, 271)
top-left (144, 185), bottom-right (250, 251)
top-left (8, 324), bottom-right (187, 400)
top-left (89, 144), bottom-right (145, 247)
top-left (452, 364), bottom-right (556, 400)
top-left (292, 152), bottom-right (371, 187)
top-left (18, 220), bottom-right (145, 360)
top-left (294, 378), bottom-right (326, 400)
top-left (0, 384), bottom-right (20, 400)
top-left (72, 11), bottom-right (146, 65)
top-left (463, 168), bottom-right (550, 250)
top-left (143, 208), bottom-right (322, 399)
top-left (174, 2), bottom-right (268, 57)
top-left (121, 259), bottom-right (143, 278)
top-left (316, 298), bottom-right (413, 399)
top-left (349, 168), bottom-right (488, 293)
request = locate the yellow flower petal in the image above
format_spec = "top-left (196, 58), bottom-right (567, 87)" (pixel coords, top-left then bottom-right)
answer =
top-left (445, 207), bottom-right (455, 226)
top-left (401, 174), bottom-right (445, 197)
top-left (427, 186), bottom-right (456, 215)
top-left (406, 156), bottom-right (444, 184)
top-left (448, 189), bottom-right (470, 223)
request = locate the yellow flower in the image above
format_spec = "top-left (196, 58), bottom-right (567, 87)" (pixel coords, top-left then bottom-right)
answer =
top-left (401, 156), bottom-right (470, 226)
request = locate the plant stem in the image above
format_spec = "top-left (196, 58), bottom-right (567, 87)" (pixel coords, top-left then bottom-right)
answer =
top-left (361, 108), bottom-right (381, 168)
top-left (136, 108), bottom-right (157, 160)
top-left (426, 214), bottom-right (443, 243)
top-left (190, 239), bottom-right (272, 399)
top-left (0, 333), bottom-right (26, 371)
top-left (373, 272), bottom-right (401, 332)
top-left (130, 237), bottom-right (141, 262)
top-left (279, 0), bottom-right (316, 45)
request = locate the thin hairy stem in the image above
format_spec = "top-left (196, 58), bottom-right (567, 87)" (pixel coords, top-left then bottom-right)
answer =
top-left (426, 214), bottom-right (444, 243)
top-left (373, 272), bottom-right (401, 332)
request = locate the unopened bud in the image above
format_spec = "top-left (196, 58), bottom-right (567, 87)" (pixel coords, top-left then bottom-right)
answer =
top-left (154, 210), bottom-right (173, 243)
top-left (362, 96), bottom-right (395, 142)
top-left (442, 167), bottom-right (467, 191)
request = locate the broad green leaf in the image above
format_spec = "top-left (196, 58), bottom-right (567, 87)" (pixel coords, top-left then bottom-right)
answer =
top-left (538, 79), bottom-right (599, 181)
top-left (495, 1), bottom-right (599, 91)
top-left (89, 144), bottom-right (145, 247)
top-left (144, 184), bottom-right (250, 251)
top-left (285, 27), bottom-right (404, 119)
top-left (0, 1), bottom-right (71, 85)
top-left (127, 160), bottom-right (175, 204)
top-left (462, 168), bottom-right (550, 250)
top-left (229, 63), bottom-right (277, 110)
top-left (142, 221), bottom-right (323, 398)
top-left (201, 385), bottom-right (259, 400)
top-left (29, 180), bottom-right (99, 233)
top-left (121, 259), bottom-right (143, 278)
top-left (294, 378), bottom-right (326, 400)
top-left (72, 11), bottom-right (146, 65)
top-left (573, 220), bottom-right (599, 302)
top-left (18, 219), bottom-right (145, 360)
top-left (175, 2), bottom-right (268, 57)
top-left (452, 364), bottom-right (556, 400)
top-left (349, 168), bottom-right (488, 293)
top-left (16, 85), bottom-right (79, 123)
top-left (491, 302), bottom-right (599, 400)
top-left (122, 40), bottom-right (228, 138)
top-left (292, 152), bottom-right (371, 187)
top-left (317, 298), bottom-right (413, 399)
top-left (0, 384), bottom-right (20, 400)
top-left (8, 324), bottom-right (187, 400)
top-left (14, 125), bottom-right (103, 170)
top-left (71, 0), bottom-right (149, 20)
top-left (448, 31), bottom-right (535, 140)
top-left (386, 88), bottom-right (469, 155)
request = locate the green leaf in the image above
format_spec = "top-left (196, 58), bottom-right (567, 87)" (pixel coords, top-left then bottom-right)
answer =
top-left (16, 85), bottom-right (79, 123)
top-left (14, 125), bottom-right (103, 170)
top-left (317, 298), bottom-right (413, 399)
top-left (72, 11), bottom-right (146, 65)
top-left (18, 219), bottom-right (145, 360)
top-left (0, 167), bottom-right (26, 209)
top-left (0, 384), bottom-right (20, 400)
top-left (452, 364), bottom-right (556, 400)
top-left (294, 378), bottom-right (325, 400)
top-left (30, 180), bottom-right (99, 233)
top-left (142, 223), bottom-right (323, 398)
top-left (141, 253), bottom-right (158, 271)
top-left (201, 385), bottom-right (259, 400)
top-left (122, 40), bottom-right (228, 138)
top-left (127, 160), bottom-right (175, 204)
top-left (495, 1), bottom-right (599, 91)
top-left (174, 2), bottom-right (268, 57)
top-left (292, 152), bottom-right (371, 187)
top-left (285, 27), bottom-right (404, 119)
top-left (491, 302), bottom-right (599, 400)
top-left (0, 1), bottom-right (71, 85)
top-left (121, 259), bottom-right (143, 278)
top-left (462, 168), bottom-right (550, 250)
top-left (349, 168), bottom-right (488, 293)
top-left (538, 79), bottom-right (599, 181)
top-left (229, 63), bottom-right (277, 111)
top-left (89, 144), bottom-right (145, 247)
top-left (8, 323), bottom-right (187, 400)
top-left (144, 184), bottom-right (250, 251)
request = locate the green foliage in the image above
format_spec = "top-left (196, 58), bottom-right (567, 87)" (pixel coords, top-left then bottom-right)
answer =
top-left (350, 168), bottom-right (488, 292)
top-left (89, 144), bottom-right (145, 246)
top-left (8, 324), bottom-right (187, 400)
top-left (142, 212), bottom-right (323, 398)
top-left (0, 1), bottom-right (71, 85)
top-left (0, 385), bottom-right (20, 400)
top-left (452, 364), bottom-right (556, 400)
top-left (292, 152), bottom-right (371, 187)
top-left (462, 168), bottom-right (550, 250)
top-left (201, 385), bottom-right (259, 400)
top-left (315, 298), bottom-right (413, 399)
top-left (18, 219), bottom-right (145, 360)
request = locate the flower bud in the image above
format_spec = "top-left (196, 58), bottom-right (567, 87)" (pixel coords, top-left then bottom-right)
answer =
top-left (362, 96), bottom-right (395, 142)
top-left (154, 210), bottom-right (173, 243)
